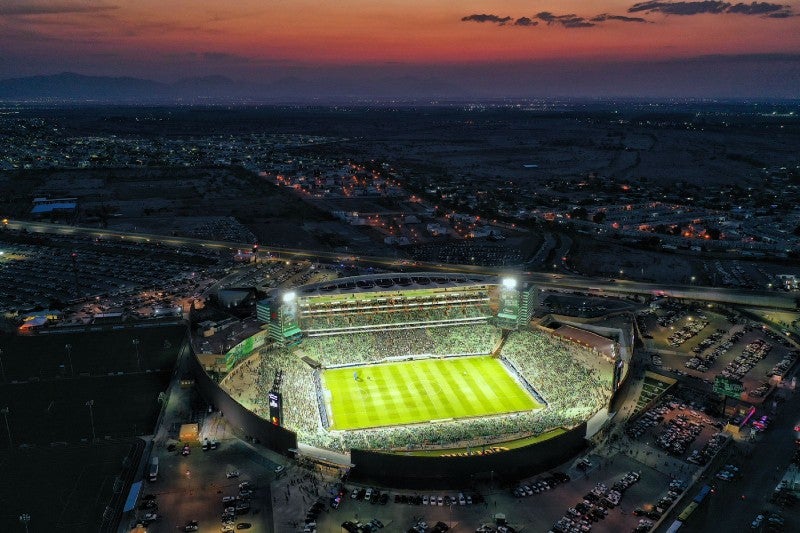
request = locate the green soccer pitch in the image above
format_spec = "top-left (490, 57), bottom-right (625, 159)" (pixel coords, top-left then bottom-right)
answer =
top-left (322, 356), bottom-right (542, 431)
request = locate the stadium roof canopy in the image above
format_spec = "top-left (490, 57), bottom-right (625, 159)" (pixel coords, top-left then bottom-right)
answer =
top-left (296, 272), bottom-right (496, 298)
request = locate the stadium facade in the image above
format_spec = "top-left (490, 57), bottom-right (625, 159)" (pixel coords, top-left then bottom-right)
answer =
top-left (193, 273), bottom-right (619, 486)
top-left (254, 273), bottom-right (536, 344)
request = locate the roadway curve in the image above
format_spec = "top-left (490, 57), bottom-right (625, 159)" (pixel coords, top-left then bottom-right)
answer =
top-left (5, 219), bottom-right (798, 311)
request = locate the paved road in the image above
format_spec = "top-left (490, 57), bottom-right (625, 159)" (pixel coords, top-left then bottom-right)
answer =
top-left (6, 219), bottom-right (798, 311)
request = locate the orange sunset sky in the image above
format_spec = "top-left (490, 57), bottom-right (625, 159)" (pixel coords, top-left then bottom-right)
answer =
top-left (0, 1), bottom-right (798, 96)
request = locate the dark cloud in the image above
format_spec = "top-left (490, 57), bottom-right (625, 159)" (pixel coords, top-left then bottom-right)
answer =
top-left (514, 17), bottom-right (538, 27)
top-left (461, 14), bottom-right (512, 25)
top-left (0, 2), bottom-right (118, 16)
top-left (727, 2), bottom-right (787, 14)
top-left (629, 1), bottom-right (792, 16)
top-left (590, 13), bottom-right (650, 23)
top-left (629, 1), bottom-right (730, 14)
top-left (535, 12), bottom-right (595, 28)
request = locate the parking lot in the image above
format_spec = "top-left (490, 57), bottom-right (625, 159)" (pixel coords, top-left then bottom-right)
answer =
top-left (137, 439), bottom-right (280, 533)
top-left (625, 395), bottom-right (726, 466)
top-left (640, 304), bottom-right (798, 401)
top-left (0, 230), bottom-right (226, 320)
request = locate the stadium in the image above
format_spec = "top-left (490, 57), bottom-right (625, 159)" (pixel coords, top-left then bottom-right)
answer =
top-left (192, 273), bottom-right (623, 484)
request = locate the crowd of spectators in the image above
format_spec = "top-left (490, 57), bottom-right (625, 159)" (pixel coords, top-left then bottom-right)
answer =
top-left (501, 330), bottom-right (611, 425)
top-left (220, 327), bottom-right (613, 452)
top-left (300, 304), bottom-right (492, 332)
top-left (298, 325), bottom-right (500, 366)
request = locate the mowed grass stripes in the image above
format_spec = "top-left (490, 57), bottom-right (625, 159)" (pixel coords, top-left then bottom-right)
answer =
top-left (323, 356), bottom-right (540, 431)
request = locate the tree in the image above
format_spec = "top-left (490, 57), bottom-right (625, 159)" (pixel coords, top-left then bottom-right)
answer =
top-left (592, 211), bottom-right (606, 224)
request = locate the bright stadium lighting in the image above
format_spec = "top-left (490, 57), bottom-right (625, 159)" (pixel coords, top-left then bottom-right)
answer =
top-left (282, 291), bottom-right (296, 303)
top-left (502, 277), bottom-right (517, 289)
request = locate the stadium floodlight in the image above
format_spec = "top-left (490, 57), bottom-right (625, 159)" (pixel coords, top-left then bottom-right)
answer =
top-left (502, 277), bottom-right (517, 289)
top-left (282, 291), bottom-right (296, 303)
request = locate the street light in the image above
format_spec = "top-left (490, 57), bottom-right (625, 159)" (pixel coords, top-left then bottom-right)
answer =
top-left (132, 338), bottom-right (141, 371)
top-left (19, 513), bottom-right (30, 533)
top-left (1, 407), bottom-right (11, 449)
top-left (86, 400), bottom-right (96, 441)
top-left (64, 343), bottom-right (74, 376)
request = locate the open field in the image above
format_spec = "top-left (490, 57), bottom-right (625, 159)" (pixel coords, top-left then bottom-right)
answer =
top-left (0, 439), bottom-right (141, 532)
top-left (0, 326), bottom-right (184, 445)
top-left (323, 356), bottom-right (540, 431)
top-left (0, 373), bottom-right (171, 444)
top-left (0, 325), bottom-right (186, 380)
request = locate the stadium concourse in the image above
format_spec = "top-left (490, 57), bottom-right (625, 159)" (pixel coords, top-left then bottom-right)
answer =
top-left (219, 324), bottom-right (614, 454)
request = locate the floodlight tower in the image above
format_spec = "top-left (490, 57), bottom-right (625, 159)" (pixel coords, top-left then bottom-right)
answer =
top-left (86, 400), bottom-right (96, 441)
top-left (19, 513), bottom-right (30, 533)
top-left (64, 343), bottom-right (74, 376)
top-left (1, 407), bottom-right (11, 449)
top-left (70, 251), bottom-right (80, 294)
top-left (495, 276), bottom-right (522, 331)
top-left (132, 338), bottom-right (141, 372)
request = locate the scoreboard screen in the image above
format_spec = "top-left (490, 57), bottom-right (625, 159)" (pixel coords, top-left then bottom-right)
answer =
top-left (269, 390), bottom-right (283, 426)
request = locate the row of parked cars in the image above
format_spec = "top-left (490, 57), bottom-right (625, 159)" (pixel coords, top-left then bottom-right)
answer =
top-left (393, 492), bottom-right (484, 507)
top-left (767, 352), bottom-right (797, 378)
top-left (668, 319), bottom-right (709, 347)
top-left (685, 329), bottom-right (743, 372)
top-left (551, 472), bottom-right (640, 533)
top-left (219, 481), bottom-right (254, 532)
top-left (687, 432), bottom-right (727, 465)
top-left (341, 518), bottom-right (384, 533)
top-left (406, 519), bottom-right (449, 533)
top-left (719, 338), bottom-right (773, 381)
top-left (351, 487), bottom-right (389, 505)
top-left (655, 414), bottom-right (704, 456)
top-left (634, 477), bottom-right (686, 525)
top-left (299, 498), bottom-right (329, 533)
top-left (512, 471), bottom-right (570, 498)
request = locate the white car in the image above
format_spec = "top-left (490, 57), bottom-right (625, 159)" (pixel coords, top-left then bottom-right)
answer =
top-left (226, 471), bottom-right (240, 478)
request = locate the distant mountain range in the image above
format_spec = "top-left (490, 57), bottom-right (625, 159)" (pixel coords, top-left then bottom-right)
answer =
top-left (0, 72), bottom-right (468, 102)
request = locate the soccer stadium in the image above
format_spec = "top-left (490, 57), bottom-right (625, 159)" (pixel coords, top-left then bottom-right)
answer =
top-left (208, 273), bottom-right (619, 467)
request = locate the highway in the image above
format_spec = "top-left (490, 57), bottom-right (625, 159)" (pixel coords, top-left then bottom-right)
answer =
top-left (5, 219), bottom-right (798, 311)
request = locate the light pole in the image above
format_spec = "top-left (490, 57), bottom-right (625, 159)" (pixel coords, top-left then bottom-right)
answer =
top-left (19, 513), bottom-right (30, 533)
top-left (0, 348), bottom-right (5, 382)
top-left (449, 502), bottom-right (453, 529)
top-left (86, 400), bottom-right (96, 441)
top-left (132, 338), bottom-right (141, 371)
top-left (1, 407), bottom-right (11, 449)
top-left (64, 343), bottom-right (74, 376)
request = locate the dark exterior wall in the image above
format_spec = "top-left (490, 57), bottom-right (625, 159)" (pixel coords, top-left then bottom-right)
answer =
top-left (350, 423), bottom-right (587, 489)
top-left (188, 350), bottom-right (297, 454)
